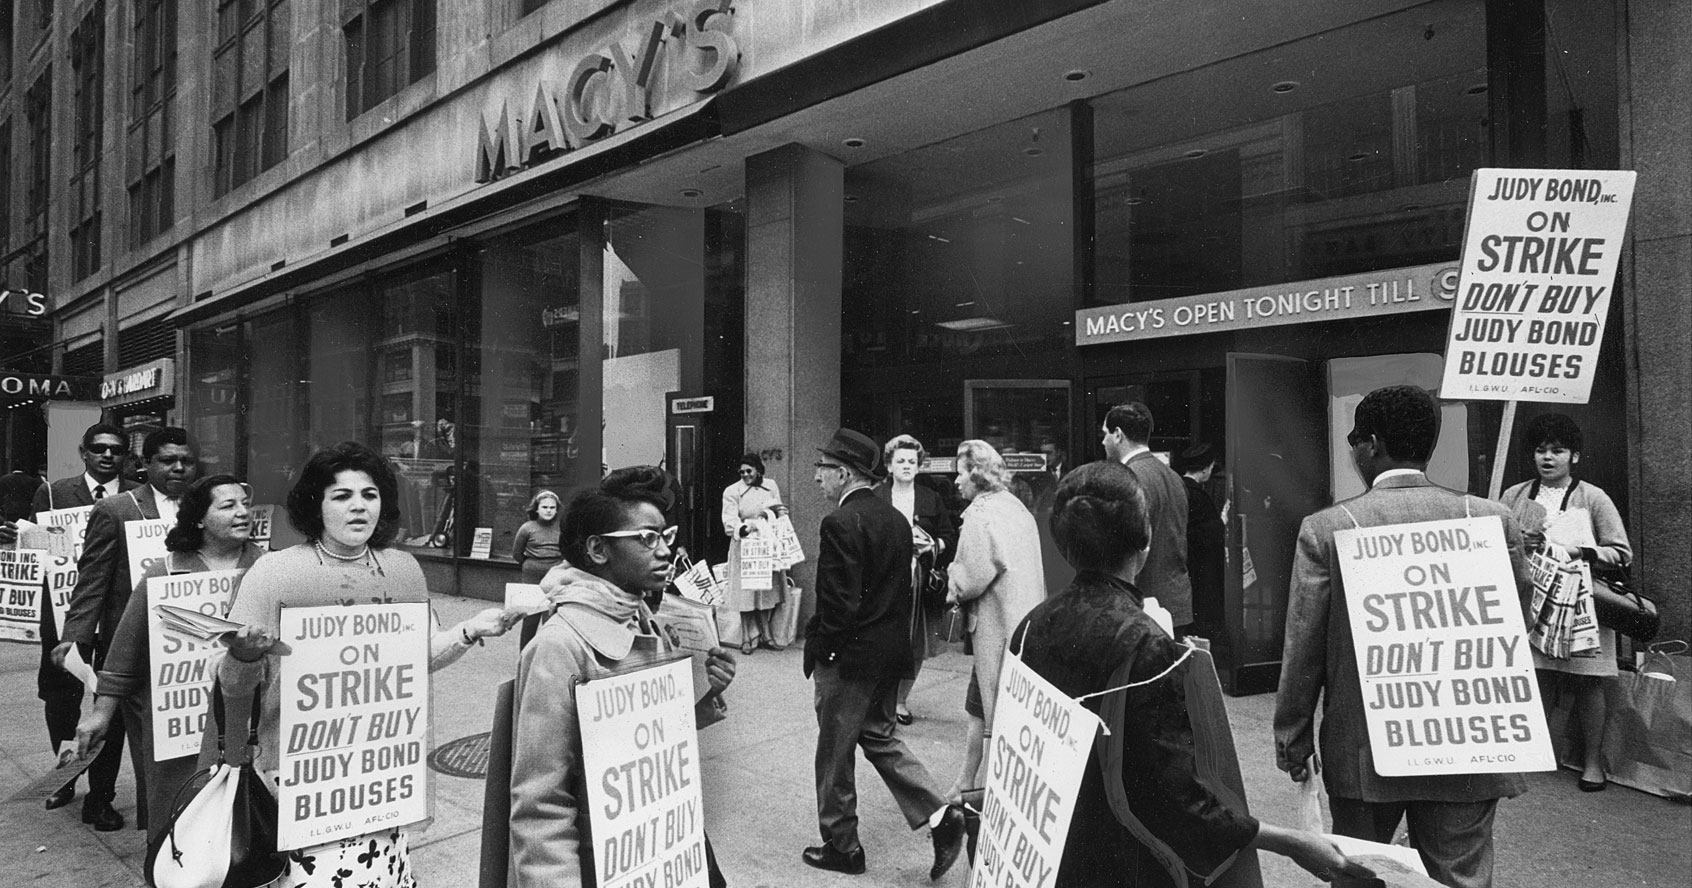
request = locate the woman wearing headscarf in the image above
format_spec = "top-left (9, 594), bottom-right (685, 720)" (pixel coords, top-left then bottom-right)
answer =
top-left (943, 439), bottom-right (1045, 798)
top-left (1017, 461), bottom-right (1369, 886)
top-left (1498, 412), bottom-right (1632, 791)
top-left (874, 434), bottom-right (958, 725)
top-left (73, 474), bottom-right (266, 846)
top-left (510, 467), bottom-right (738, 887)
top-left (721, 452), bottom-right (786, 654)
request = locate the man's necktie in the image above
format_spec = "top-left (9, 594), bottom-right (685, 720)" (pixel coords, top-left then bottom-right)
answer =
top-left (94, 485), bottom-right (105, 499)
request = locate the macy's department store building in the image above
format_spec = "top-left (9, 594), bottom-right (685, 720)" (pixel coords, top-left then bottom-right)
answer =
top-left (26, 0), bottom-right (1687, 692)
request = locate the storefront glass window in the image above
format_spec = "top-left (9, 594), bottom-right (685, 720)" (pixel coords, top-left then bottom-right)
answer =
top-left (841, 106), bottom-right (1076, 457)
top-left (601, 204), bottom-right (704, 473)
top-left (467, 219), bottom-right (583, 561)
top-left (245, 310), bottom-right (302, 540)
top-left (1090, 2), bottom-right (1487, 305)
top-left (188, 323), bottom-right (242, 475)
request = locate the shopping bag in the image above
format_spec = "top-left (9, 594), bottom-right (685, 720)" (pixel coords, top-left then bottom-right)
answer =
top-left (478, 680), bottom-right (516, 888)
top-left (767, 512), bottom-right (806, 567)
top-left (770, 578), bottom-right (803, 647)
top-left (714, 602), bottom-right (746, 647)
top-left (674, 554), bottom-right (724, 606)
top-left (1599, 641), bottom-right (1692, 800)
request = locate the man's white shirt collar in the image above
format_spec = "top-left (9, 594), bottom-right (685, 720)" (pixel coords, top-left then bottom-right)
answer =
top-left (84, 473), bottom-right (115, 499)
top-left (1371, 468), bottom-right (1426, 486)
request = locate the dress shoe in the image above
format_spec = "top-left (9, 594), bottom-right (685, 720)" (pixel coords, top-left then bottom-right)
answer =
top-left (929, 804), bottom-right (966, 880)
top-left (81, 798), bottom-right (124, 832)
top-left (895, 708), bottom-right (914, 726)
top-left (1578, 776), bottom-right (1608, 792)
top-left (802, 844), bottom-right (867, 875)
top-left (44, 782), bottom-right (76, 810)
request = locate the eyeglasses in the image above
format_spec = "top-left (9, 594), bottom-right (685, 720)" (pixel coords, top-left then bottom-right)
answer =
top-left (739, 468), bottom-right (758, 476)
top-left (85, 444), bottom-right (126, 455)
top-left (598, 526), bottom-right (679, 550)
top-left (815, 462), bottom-right (845, 471)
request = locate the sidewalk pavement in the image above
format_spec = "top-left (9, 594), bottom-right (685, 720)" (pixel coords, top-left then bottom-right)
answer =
top-left (3, 592), bottom-right (1687, 887)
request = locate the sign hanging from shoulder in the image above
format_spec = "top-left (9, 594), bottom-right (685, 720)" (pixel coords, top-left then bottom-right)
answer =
top-left (1438, 168), bottom-right (1635, 404)
top-left (1336, 515), bottom-right (1553, 776)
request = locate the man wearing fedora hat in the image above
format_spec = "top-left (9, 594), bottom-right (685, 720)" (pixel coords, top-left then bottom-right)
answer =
top-left (803, 427), bottom-right (966, 879)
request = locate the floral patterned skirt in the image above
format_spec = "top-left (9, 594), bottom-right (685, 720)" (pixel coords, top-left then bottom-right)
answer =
top-left (277, 829), bottom-right (415, 888)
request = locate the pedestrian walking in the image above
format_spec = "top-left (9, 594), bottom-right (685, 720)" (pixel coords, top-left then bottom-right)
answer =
top-left (218, 441), bottom-right (514, 887)
top-left (721, 452), bottom-right (786, 653)
top-left (873, 434), bottom-right (957, 726)
top-left (1017, 460), bottom-right (1371, 887)
top-left (1275, 386), bottom-right (1533, 888)
top-left (54, 426), bottom-right (202, 831)
top-left (1498, 413), bottom-right (1631, 792)
top-left (1102, 402), bottom-right (1194, 636)
top-left (508, 466), bottom-right (738, 888)
top-left (73, 474), bottom-right (265, 846)
top-left (1178, 442), bottom-right (1226, 640)
top-left (943, 439), bottom-right (1045, 801)
top-left (803, 428), bottom-right (966, 879)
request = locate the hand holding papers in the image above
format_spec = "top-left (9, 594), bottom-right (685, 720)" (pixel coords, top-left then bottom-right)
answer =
top-left (652, 593), bottom-right (724, 703)
top-left (155, 605), bottom-right (295, 657)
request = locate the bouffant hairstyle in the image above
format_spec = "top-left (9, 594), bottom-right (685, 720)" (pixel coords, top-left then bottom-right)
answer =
top-left (1049, 461), bottom-right (1150, 573)
top-left (956, 440), bottom-right (1011, 494)
top-left (737, 452), bottom-right (765, 477)
top-left (1103, 401), bottom-right (1155, 444)
top-left (1352, 385), bottom-right (1439, 464)
top-left (142, 426), bottom-right (193, 461)
top-left (166, 474), bottom-right (249, 553)
top-left (284, 442), bottom-right (401, 547)
top-left (562, 466), bottom-right (672, 568)
top-left (884, 434), bottom-right (926, 465)
top-left (526, 489), bottom-right (561, 522)
top-left (1520, 412), bottom-right (1584, 456)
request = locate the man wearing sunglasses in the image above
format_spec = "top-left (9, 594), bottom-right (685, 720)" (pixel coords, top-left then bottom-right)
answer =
top-left (52, 426), bottom-right (199, 831)
top-left (803, 428), bottom-right (966, 880)
top-left (20, 423), bottom-right (139, 818)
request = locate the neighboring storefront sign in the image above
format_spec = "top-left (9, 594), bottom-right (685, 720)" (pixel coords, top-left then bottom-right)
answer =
top-left (1335, 516), bottom-right (1554, 776)
top-left (1438, 169), bottom-right (1636, 404)
top-left (0, 288), bottom-right (50, 317)
top-left (277, 603), bottom-right (431, 850)
top-left (0, 372), bottom-right (100, 400)
top-left (148, 569), bottom-right (245, 759)
top-left (972, 652), bottom-right (1094, 888)
top-left (475, 0), bottom-right (741, 182)
top-left (1075, 262), bottom-right (1460, 346)
top-left (579, 657), bottom-right (708, 888)
top-left (101, 358), bottom-right (176, 407)
top-left (671, 396), bottom-right (714, 414)
top-left (0, 550), bottom-right (46, 642)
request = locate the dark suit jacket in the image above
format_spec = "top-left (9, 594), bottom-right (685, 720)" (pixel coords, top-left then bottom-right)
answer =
top-left (62, 484), bottom-right (164, 654)
top-left (31, 474), bottom-right (139, 516)
top-left (804, 486), bottom-right (917, 679)
top-left (873, 480), bottom-right (959, 612)
top-left (1274, 472), bottom-right (1532, 803)
top-left (1183, 476), bottom-right (1225, 628)
top-left (1124, 451), bottom-right (1193, 625)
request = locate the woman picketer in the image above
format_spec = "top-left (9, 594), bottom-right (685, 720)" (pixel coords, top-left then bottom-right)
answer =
top-left (943, 439), bottom-right (1046, 799)
top-left (509, 466), bottom-right (737, 888)
top-left (220, 442), bottom-right (514, 888)
top-left (1498, 412), bottom-right (1632, 792)
top-left (1015, 461), bottom-right (1370, 886)
top-left (512, 489), bottom-right (564, 647)
top-left (874, 435), bottom-right (958, 726)
top-left (721, 452), bottom-right (787, 654)
top-left (75, 475), bottom-right (267, 847)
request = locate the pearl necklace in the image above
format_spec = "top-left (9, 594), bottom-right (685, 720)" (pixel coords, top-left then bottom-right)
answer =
top-left (315, 540), bottom-right (371, 563)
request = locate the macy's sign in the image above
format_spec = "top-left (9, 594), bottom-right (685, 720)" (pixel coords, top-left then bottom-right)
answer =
top-left (474, 0), bottom-right (739, 182)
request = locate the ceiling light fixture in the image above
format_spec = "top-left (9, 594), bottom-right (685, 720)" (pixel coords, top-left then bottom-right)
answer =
top-left (1271, 80), bottom-right (1299, 94)
top-left (679, 188), bottom-right (703, 198)
top-left (937, 317), bottom-right (1010, 332)
top-left (843, 137), bottom-right (867, 149)
top-left (928, 234), bottom-right (951, 243)
top-left (1010, 216), bottom-right (1032, 225)
top-left (955, 301), bottom-right (976, 307)
top-left (1183, 148), bottom-right (1209, 159)
top-left (1063, 69), bottom-right (1090, 83)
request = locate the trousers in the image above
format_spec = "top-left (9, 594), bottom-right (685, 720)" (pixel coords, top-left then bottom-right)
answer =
top-left (813, 664), bottom-right (945, 853)
top-left (1329, 796), bottom-right (1500, 888)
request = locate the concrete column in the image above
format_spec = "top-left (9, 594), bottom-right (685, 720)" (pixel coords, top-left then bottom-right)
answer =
top-left (744, 143), bottom-right (844, 603)
top-left (1620, 0), bottom-right (1692, 644)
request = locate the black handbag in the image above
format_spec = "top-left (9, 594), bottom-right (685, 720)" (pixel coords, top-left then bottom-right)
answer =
top-left (1589, 565), bottom-right (1660, 642)
top-left (145, 680), bottom-right (286, 888)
